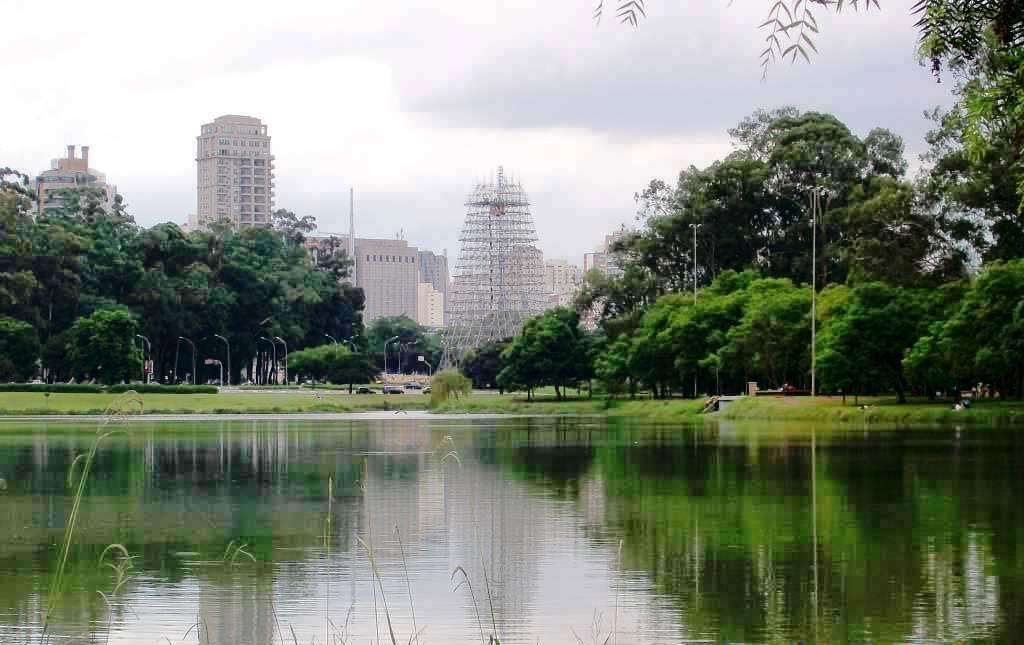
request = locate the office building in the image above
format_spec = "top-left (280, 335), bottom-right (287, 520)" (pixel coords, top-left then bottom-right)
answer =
top-left (195, 115), bottom-right (274, 228)
top-left (354, 238), bottom-right (419, 322)
top-left (35, 145), bottom-right (117, 215)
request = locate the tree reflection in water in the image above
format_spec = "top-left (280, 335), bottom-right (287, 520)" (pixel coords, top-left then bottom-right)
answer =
top-left (0, 416), bottom-right (1020, 643)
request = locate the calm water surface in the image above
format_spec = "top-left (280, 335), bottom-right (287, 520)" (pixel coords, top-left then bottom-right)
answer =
top-left (0, 415), bottom-right (1021, 644)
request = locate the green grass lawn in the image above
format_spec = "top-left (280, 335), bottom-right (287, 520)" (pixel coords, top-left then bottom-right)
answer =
top-left (0, 390), bottom-right (429, 415)
top-left (718, 395), bottom-right (1024, 425)
top-left (1, 389), bottom-right (1021, 426)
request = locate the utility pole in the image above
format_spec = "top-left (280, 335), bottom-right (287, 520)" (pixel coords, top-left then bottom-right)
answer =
top-left (259, 337), bottom-right (277, 384)
top-left (135, 334), bottom-right (151, 383)
top-left (213, 334), bottom-right (231, 386)
top-left (384, 335), bottom-right (400, 384)
top-left (691, 222), bottom-right (702, 398)
top-left (179, 336), bottom-right (197, 385)
top-left (173, 337), bottom-right (181, 384)
top-left (810, 190), bottom-right (819, 398)
top-left (274, 336), bottom-right (289, 385)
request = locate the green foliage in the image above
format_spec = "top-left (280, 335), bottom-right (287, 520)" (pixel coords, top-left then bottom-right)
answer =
top-left (65, 308), bottom-right (142, 385)
top-left (497, 308), bottom-right (591, 400)
top-left (0, 316), bottom-right (39, 381)
top-left (288, 344), bottom-right (378, 386)
top-left (461, 339), bottom-right (510, 389)
top-left (0, 383), bottom-right (104, 393)
top-left (365, 315), bottom-right (439, 372)
top-left (107, 384), bottom-right (218, 394)
top-left (720, 278), bottom-right (811, 389)
top-left (906, 261), bottom-right (1024, 397)
top-left (0, 197), bottom-right (365, 386)
top-left (595, 336), bottom-right (632, 397)
top-left (430, 369), bottom-right (471, 406)
top-left (817, 283), bottom-right (931, 402)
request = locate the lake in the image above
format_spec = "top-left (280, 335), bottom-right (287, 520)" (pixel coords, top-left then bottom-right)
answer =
top-left (0, 414), bottom-right (1021, 643)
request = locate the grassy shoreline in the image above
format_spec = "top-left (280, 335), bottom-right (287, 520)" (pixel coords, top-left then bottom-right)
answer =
top-left (717, 395), bottom-right (1024, 425)
top-left (0, 390), bottom-right (1022, 425)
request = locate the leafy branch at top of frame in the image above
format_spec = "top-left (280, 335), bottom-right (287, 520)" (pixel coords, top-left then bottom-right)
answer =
top-left (593, 0), bottom-right (647, 27)
top-left (592, 0), bottom-right (883, 76)
top-left (761, 0), bottom-right (880, 73)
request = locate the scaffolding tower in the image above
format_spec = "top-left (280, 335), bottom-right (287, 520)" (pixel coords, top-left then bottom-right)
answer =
top-left (442, 167), bottom-right (546, 366)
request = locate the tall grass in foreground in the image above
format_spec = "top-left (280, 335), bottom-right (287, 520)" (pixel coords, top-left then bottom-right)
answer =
top-left (36, 406), bottom-right (625, 645)
top-left (40, 392), bottom-right (143, 645)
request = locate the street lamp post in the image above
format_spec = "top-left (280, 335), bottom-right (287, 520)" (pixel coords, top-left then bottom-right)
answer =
top-left (324, 333), bottom-right (338, 346)
top-left (690, 222), bottom-right (702, 305)
top-left (213, 334), bottom-right (231, 386)
top-left (810, 189), bottom-right (820, 398)
top-left (384, 335), bottom-right (400, 384)
top-left (207, 358), bottom-right (223, 386)
top-left (399, 340), bottom-right (418, 376)
top-left (179, 336), bottom-right (197, 385)
top-left (273, 336), bottom-right (288, 385)
top-left (690, 222), bottom-right (702, 398)
top-left (135, 334), bottom-right (151, 384)
top-left (259, 337), bottom-right (277, 385)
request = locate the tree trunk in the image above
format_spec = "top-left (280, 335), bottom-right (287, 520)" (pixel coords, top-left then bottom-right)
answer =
top-left (555, 384), bottom-right (562, 400)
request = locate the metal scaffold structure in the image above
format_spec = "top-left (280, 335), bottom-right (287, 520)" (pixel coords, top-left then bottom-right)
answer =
top-left (442, 166), bottom-right (546, 366)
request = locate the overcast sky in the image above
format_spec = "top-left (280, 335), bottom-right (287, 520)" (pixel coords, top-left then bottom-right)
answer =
top-left (3, 0), bottom-right (952, 264)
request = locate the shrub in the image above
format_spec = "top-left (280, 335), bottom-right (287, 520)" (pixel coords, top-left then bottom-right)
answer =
top-left (108, 384), bottom-right (218, 394)
top-left (430, 369), bottom-right (471, 407)
top-left (0, 383), bottom-right (104, 393)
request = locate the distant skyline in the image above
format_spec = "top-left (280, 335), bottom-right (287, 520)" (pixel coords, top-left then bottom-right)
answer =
top-left (2, 0), bottom-right (952, 261)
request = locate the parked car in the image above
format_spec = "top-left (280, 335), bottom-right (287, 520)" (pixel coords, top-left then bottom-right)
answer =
top-left (422, 386), bottom-right (431, 394)
top-left (383, 385), bottom-right (404, 394)
top-left (404, 382), bottom-right (423, 390)
top-left (355, 386), bottom-right (373, 394)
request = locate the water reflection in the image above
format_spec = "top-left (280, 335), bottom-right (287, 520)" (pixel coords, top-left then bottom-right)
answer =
top-left (0, 417), bottom-right (1021, 643)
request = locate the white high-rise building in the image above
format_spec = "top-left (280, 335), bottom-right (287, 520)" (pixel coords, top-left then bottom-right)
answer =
top-left (417, 282), bottom-right (444, 328)
top-left (195, 115), bottom-right (274, 228)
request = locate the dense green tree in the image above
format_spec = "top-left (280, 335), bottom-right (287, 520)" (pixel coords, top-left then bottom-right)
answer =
top-left (595, 336), bottom-right (633, 397)
top-left (720, 278), bottom-right (811, 390)
top-left (0, 316), bottom-right (39, 381)
top-left (0, 184), bottom-right (366, 384)
top-left (461, 338), bottom-right (510, 390)
top-left (65, 308), bottom-right (142, 385)
top-left (817, 283), bottom-right (931, 403)
top-left (365, 315), bottom-right (439, 373)
top-left (498, 307), bottom-right (590, 400)
top-left (272, 208), bottom-right (317, 245)
top-left (287, 344), bottom-right (378, 392)
top-left (906, 261), bottom-right (1024, 397)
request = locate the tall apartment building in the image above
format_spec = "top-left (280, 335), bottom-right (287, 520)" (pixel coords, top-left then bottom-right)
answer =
top-left (583, 227), bottom-right (630, 279)
top-left (354, 238), bottom-right (420, 322)
top-left (195, 115), bottom-right (274, 228)
top-left (417, 282), bottom-right (444, 328)
top-left (544, 258), bottom-right (582, 308)
top-left (417, 250), bottom-right (449, 323)
top-left (35, 145), bottom-right (117, 215)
